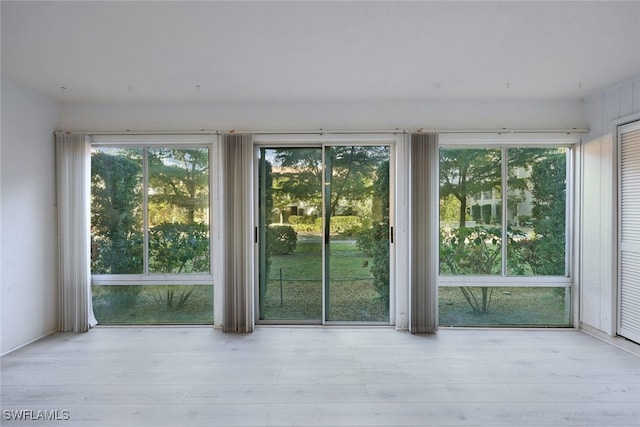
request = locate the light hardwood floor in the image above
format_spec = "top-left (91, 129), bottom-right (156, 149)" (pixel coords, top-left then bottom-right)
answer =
top-left (1, 327), bottom-right (639, 426)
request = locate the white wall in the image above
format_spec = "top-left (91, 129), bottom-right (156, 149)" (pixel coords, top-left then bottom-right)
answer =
top-left (580, 75), bottom-right (640, 336)
top-left (59, 97), bottom-right (586, 329)
top-left (1, 80), bottom-right (60, 355)
top-left (59, 98), bottom-right (586, 132)
top-left (3, 72), bottom-right (637, 347)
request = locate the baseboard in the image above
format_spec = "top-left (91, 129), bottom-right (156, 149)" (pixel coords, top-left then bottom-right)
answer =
top-left (579, 322), bottom-right (640, 356)
top-left (1, 328), bottom-right (58, 357)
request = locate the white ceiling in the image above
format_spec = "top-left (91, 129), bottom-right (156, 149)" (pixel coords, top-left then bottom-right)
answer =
top-left (2, 1), bottom-right (639, 104)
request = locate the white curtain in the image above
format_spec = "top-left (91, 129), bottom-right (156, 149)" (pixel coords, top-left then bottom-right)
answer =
top-left (221, 133), bottom-right (254, 333)
top-left (55, 132), bottom-right (97, 332)
top-left (409, 132), bottom-right (439, 333)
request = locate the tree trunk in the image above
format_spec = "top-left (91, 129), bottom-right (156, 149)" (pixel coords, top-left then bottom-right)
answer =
top-left (459, 195), bottom-right (467, 229)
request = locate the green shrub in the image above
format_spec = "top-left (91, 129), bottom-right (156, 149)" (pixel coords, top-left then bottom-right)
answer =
top-left (317, 215), bottom-right (362, 236)
top-left (356, 223), bottom-right (389, 306)
top-left (288, 215), bottom-right (320, 233)
top-left (148, 223), bottom-right (209, 273)
top-left (268, 225), bottom-right (297, 255)
top-left (356, 161), bottom-right (390, 306)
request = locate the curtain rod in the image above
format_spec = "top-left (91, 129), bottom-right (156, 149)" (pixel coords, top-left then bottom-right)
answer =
top-left (56, 127), bottom-right (589, 136)
top-left (433, 128), bottom-right (589, 134)
top-left (56, 129), bottom-right (407, 136)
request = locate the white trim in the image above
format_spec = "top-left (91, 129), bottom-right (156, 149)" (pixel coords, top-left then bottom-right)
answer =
top-left (580, 323), bottom-right (640, 356)
top-left (439, 133), bottom-right (579, 146)
top-left (90, 140), bottom-right (218, 324)
top-left (60, 128), bottom-right (589, 137)
top-left (615, 118), bottom-right (640, 342)
top-left (1, 329), bottom-right (58, 357)
top-left (252, 133), bottom-right (406, 326)
top-left (612, 112), bottom-right (640, 130)
top-left (92, 275), bottom-right (214, 286)
top-left (211, 135), bottom-right (224, 327)
top-left (90, 134), bottom-right (216, 144)
top-left (571, 139), bottom-right (583, 329)
top-left (253, 133), bottom-right (402, 145)
top-left (437, 134), bottom-right (577, 325)
top-left (439, 276), bottom-right (571, 287)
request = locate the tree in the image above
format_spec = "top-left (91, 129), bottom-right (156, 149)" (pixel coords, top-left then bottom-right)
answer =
top-left (91, 147), bottom-right (212, 313)
top-left (147, 148), bottom-right (209, 225)
top-left (146, 148), bottom-right (211, 308)
top-left (144, 148), bottom-right (210, 274)
top-left (439, 149), bottom-right (502, 228)
top-left (273, 146), bottom-right (388, 219)
top-left (523, 150), bottom-right (567, 275)
top-left (91, 149), bottom-right (143, 274)
top-left (271, 148), bottom-right (323, 216)
top-left (356, 161), bottom-right (390, 306)
top-left (325, 146), bottom-right (388, 217)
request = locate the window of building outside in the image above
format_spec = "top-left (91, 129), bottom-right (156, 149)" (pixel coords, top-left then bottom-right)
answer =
top-left (90, 146), bottom-right (213, 324)
top-left (438, 145), bottom-right (571, 327)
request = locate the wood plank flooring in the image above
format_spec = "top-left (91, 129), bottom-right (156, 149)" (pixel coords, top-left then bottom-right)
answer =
top-left (1, 327), bottom-right (639, 426)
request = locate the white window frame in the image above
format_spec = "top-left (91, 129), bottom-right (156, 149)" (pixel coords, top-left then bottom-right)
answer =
top-left (89, 134), bottom-right (219, 288)
top-left (436, 133), bottom-right (579, 292)
top-left (251, 133), bottom-right (408, 327)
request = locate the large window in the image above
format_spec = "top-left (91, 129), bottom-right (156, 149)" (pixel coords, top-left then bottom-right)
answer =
top-left (438, 143), bottom-right (572, 326)
top-left (91, 145), bottom-right (213, 324)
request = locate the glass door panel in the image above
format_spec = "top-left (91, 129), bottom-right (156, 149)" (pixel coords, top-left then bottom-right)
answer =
top-left (258, 148), bottom-right (323, 321)
top-left (258, 144), bottom-right (391, 323)
top-left (324, 146), bottom-right (390, 322)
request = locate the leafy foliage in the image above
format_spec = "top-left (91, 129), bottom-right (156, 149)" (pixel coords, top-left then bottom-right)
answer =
top-left (148, 148), bottom-right (209, 224)
top-left (440, 226), bottom-right (530, 313)
top-left (272, 146), bottom-right (388, 217)
top-left (153, 285), bottom-right (196, 312)
top-left (439, 148), bottom-right (501, 227)
top-left (268, 225), bottom-right (298, 255)
top-left (91, 149), bottom-right (144, 274)
top-left (512, 151), bottom-right (567, 276)
top-left (148, 223), bottom-right (210, 273)
top-left (439, 147), bottom-right (568, 314)
top-left (91, 147), bottom-right (212, 318)
top-left (356, 161), bottom-right (390, 306)
top-left (288, 215), bottom-right (319, 233)
top-left (439, 226), bottom-right (503, 276)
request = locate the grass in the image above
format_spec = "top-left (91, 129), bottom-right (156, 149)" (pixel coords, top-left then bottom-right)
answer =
top-left (92, 285), bottom-right (213, 324)
top-left (263, 238), bottom-right (389, 321)
top-left (439, 286), bottom-right (570, 326)
top-left (93, 235), bottom-right (570, 326)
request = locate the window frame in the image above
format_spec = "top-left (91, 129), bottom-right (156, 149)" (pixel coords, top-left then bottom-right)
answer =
top-left (436, 133), bottom-right (578, 289)
top-left (90, 134), bottom-right (218, 287)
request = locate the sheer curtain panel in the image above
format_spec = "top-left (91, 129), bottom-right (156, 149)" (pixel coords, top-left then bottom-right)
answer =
top-left (410, 132), bottom-right (439, 333)
top-left (55, 132), bottom-right (97, 332)
top-left (221, 133), bottom-right (254, 333)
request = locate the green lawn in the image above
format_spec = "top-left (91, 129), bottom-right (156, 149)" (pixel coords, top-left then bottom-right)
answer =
top-left (439, 286), bottom-right (570, 326)
top-left (263, 238), bottom-right (389, 322)
top-left (93, 285), bottom-right (213, 324)
top-left (92, 236), bottom-right (570, 326)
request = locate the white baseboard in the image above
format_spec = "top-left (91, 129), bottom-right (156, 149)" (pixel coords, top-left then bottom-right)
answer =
top-left (580, 322), bottom-right (640, 356)
top-left (1, 329), bottom-right (58, 357)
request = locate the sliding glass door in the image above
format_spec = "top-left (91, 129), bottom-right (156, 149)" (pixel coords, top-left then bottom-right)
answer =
top-left (258, 144), bottom-right (391, 323)
top-left (258, 147), bottom-right (323, 321)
